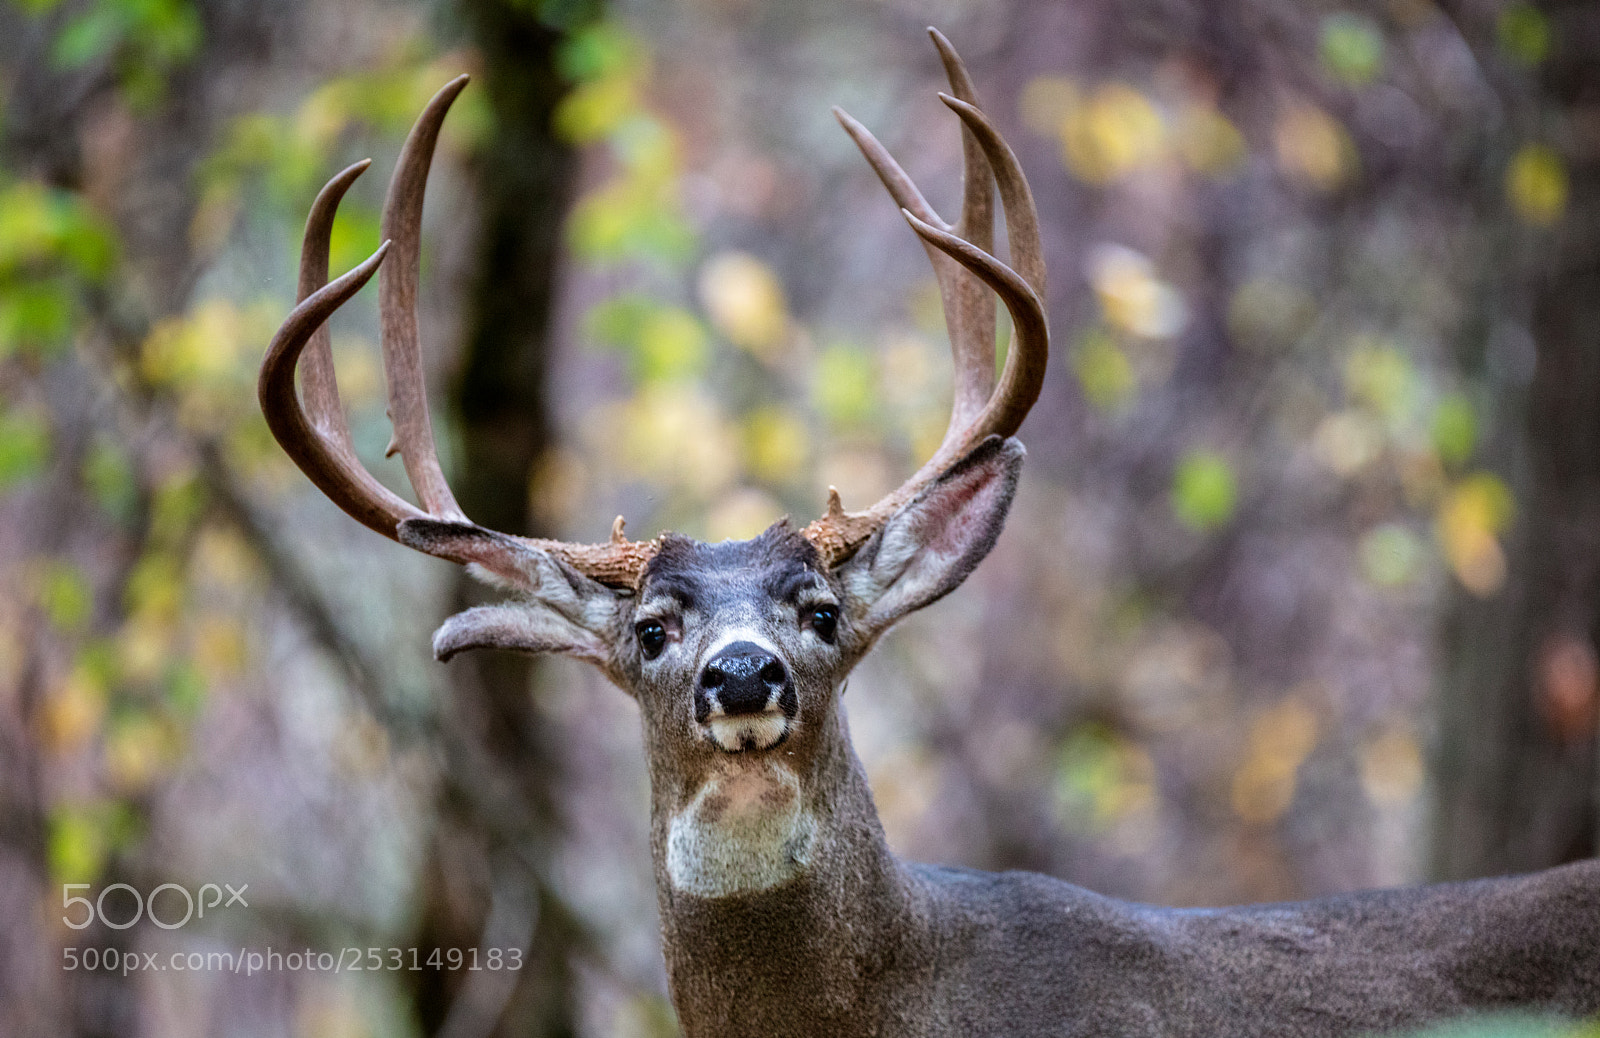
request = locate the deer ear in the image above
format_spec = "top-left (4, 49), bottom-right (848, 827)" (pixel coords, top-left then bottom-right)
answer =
top-left (836, 435), bottom-right (1022, 639)
top-left (398, 518), bottom-right (624, 668)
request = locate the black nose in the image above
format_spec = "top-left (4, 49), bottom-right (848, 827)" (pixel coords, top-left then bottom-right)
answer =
top-left (700, 641), bottom-right (789, 716)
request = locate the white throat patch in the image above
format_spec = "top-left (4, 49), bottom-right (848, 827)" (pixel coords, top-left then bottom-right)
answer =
top-left (666, 760), bottom-right (815, 898)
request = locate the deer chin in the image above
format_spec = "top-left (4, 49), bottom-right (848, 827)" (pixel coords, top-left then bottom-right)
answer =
top-left (704, 711), bottom-right (791, 753)
top-left (667, 758), bottom-right (815, 898)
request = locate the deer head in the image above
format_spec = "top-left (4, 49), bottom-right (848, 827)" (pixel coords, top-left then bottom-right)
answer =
top-left (261, 29), bottom-right (1045, 901)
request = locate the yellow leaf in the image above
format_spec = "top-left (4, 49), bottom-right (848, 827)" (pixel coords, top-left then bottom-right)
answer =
top-left (1275, 104), bottom-right (1355, 191)
top-left (117, 614), bottom-right (174, 684)
top-left (1344, 338), bottom-right (1413, 421)
top-left (812, 346), bottom-right (876, 428)
top-left (193, 616), bottom-right (247, 681)
top-left (636, 307), bottom-right (709, 382)
top-left (192, 524), bottom-right (259, 590)
top-left (1176, 105), bottom-right (1245, 178)
top-left (555, 75), bottom-right (640, 144)
top-left (742, 407), bottom-right (809, 485)
top-left (600, 385), bottom-right (738, 496)
top-left (106, 715), bottom-right (174, 793)
top-left (1087, 244), bottom-right (1186, 338)
top-left (1231, 697), bottom-right (1319, 823)
top-left (1061, 84), bottom-right (1166, 184)
top-left (698, 252), bottom-right (789, 358)
top-left (42, 665), bottom-right (106, 752)
top-left (1360, 727), bottom-right (1423, 805)
top-left (706, 487), bottom-right (785, 542)
top-left (1507, 144), bottom-right (1567, 227)
top-left (1435, 473), bottom-right (1515, 597)
top-left (1019, 75), bottom-right (1079, 138)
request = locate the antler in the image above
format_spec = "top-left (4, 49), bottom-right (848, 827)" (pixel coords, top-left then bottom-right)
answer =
top-left (264, 34), bottom-right (1043, 588)
top-left (802, 28), bottom-right (1049, 567)
top-left (260, 76), bottom-right (658, 589)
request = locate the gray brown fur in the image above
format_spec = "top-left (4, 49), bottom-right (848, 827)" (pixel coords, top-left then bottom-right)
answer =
top-left (406, 438), bottom-right (1596, 1036)
top-left (658, 705), bottom-right (1600, 1037)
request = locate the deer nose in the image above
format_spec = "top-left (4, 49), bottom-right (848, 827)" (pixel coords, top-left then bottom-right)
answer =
top-left (699, 641), bottom-right (789, 716)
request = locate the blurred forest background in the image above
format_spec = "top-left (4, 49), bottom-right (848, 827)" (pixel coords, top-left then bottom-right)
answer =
top-left (1, 0), bottom-right (1598, 1034)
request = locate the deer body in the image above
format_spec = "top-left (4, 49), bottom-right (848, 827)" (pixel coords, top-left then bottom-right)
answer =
top-left (654, 706), bottom-right (1600, 1036)
top-left (262, 29), bottom-right (1599, 1038)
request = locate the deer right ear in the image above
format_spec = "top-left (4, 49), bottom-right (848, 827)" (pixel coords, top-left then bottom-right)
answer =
top-left (398, 518), bottom-right (625, 668)
top-left (836, 435), bottom-right (1023, 642)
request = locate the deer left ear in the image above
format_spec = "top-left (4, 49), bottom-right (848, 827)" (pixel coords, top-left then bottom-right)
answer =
top-left (836, 435), bottom-right (1023, 640)
top-left (398, 518), bottom-right (624, 668)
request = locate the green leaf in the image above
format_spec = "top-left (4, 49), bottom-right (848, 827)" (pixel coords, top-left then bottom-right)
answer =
top-left (38, 559), bottom-right (93, 631)
top-left (124, 551), bottom-right (183, 619)
top-left (0, 408), bottom-right (51, 488)
top-left (636, 307), bottom-right (709, 382)
top-left (83, 436), bottom-right (139, 522)
top-left (1320, 13), bottom-right (1385, 87)
top-left (1360, 523), bottom-right (1423, 588)
top-left (1431, 394), bottom-right (1477, 467)
top-left (1172, 450), bottom-right (1237, 532)
top-left (150, 473), bottom-right (205, 547)
top-left (327, 206), bottom-right (382, 277)
top-left (1498, 5), bottom-right (1550, 66)
top-left (163, 658), bottom-right (206, 716)
top-left (1344, 340), bottom-right (1414, 422)
top-left (1072, 328), bottom-right (1135, 411)
top-left (49, 805), bottom-right (111, 886)
top-left (556, 21), bottom-right (639, 83)
top-left (47, 801), bottom-right (140, 887)
top-left (52, 8), bottom-right (124, 69)
top-left (812, 345), bottom-right (876, 429)
top-left (586, 295), bottom-right (654, 349)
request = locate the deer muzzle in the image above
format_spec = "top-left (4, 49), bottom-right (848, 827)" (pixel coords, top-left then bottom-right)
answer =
top-left (696, 641), bottom-right (797, 752)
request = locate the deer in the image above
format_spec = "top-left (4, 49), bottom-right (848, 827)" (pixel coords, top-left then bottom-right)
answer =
top-left (260, 29), bottom-right (1600, 1038)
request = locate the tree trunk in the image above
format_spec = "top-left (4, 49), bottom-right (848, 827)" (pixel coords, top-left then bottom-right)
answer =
top-left (1432, 2), bottom-right (1600, 881)
top-left (408, 3), bottom-right (599, 1036)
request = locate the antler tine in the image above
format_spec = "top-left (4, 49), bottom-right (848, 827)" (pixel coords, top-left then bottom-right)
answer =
top-left (260, 229), bottom-right (424, 538)
top-left (832, 30), bottom-right (999, 433)
top-left (901, 205), bottom-right (1047, 458)
top-left (378, 74), bottom-right (470, 522)
top-left (941, 93), bottom-right (1045, 299)
top-left (296, 159), bottom-right (371, 455)
top-left (929, 26), bottom-right (998, 430)
top-left (803, 33), bottom-right (1049, 567)
top-left (265, 77), bottom-right (662, 590)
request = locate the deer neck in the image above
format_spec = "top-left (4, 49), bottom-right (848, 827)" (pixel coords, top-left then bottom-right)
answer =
top-left (647, 703), bottom-right (928, 1036)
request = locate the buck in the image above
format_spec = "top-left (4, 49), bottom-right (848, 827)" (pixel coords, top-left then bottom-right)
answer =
top-left (261, 30), bottom-right (1599, 1038)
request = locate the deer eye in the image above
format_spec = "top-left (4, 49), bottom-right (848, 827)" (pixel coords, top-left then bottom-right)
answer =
top-left (637, 620), bottom-right (667, 659)
top-left (805, 606), bottom-right (838, 644)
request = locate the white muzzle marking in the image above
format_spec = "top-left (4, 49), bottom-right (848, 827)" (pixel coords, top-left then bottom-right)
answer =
top-left (705, 711), bottom-right (789, 752)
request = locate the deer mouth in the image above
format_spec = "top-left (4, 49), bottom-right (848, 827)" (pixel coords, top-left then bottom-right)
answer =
top-left (704, 711), bottom-right (791, 753)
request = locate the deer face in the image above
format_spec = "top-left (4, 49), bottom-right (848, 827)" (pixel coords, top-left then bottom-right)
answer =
top-left (397, 437), bottom-right (1021, 898)
top-left (628, 527), bottom-right (841, 757)
top-left (399, 436), bottom-right (1022, 769)
top-left (261, 33), bottom-right (1045, 897)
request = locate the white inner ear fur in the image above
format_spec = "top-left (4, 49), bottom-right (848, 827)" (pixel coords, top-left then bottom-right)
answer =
top-left (432, 602), bottom-right (612, 666)
top-left (401, 522), bottom-right (622, 666)
top-left (843, 448), bottom-right (1017, 633)
top-left (667, 760), bottom-right (815, 897)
